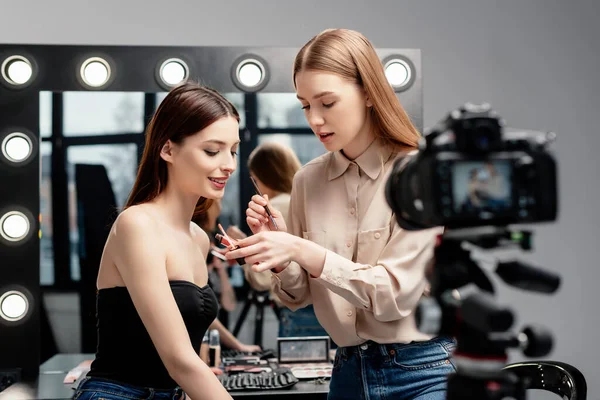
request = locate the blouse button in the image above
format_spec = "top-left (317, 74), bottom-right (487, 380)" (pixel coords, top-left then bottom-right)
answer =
top-left (350, 208), bottom-right (356, 215)
top-left (346, 310), bottom-right (353, 317)
top-left (346, 241), bottom-right (352, 248)
top-left (374, 232), bottom-right (381, 239)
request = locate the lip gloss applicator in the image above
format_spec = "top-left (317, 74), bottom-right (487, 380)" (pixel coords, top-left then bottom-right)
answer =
top-left (216, 224), bottom-right (246, 265)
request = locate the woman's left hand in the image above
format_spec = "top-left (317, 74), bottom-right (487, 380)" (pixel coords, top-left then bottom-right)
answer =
top-left (237, 343), bottom-right (262, 353)
top-left (224, 231), bottom-right (298, 273)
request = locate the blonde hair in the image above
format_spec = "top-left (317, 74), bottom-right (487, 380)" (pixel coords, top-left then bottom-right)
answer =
top-left (248, 142), bottom-right (301, 194)
top-left (293, 28), bottom-right (420, 150)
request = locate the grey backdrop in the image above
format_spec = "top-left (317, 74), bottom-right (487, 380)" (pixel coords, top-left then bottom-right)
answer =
top-left (2, 0), bottom-right (598, 398)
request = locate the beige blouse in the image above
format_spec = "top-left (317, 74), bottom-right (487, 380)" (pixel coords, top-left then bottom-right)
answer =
top-left (271, 139), bottom-right (443, 347)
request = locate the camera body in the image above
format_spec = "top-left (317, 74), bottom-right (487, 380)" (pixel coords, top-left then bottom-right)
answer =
top-left (385, 103), bottom-right (558, 230)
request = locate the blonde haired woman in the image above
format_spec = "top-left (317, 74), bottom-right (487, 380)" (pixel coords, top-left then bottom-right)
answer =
top-left (227, 29), bottom-right (454, 399)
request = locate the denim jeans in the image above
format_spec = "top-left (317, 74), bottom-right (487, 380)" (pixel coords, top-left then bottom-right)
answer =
top-left (72, 377), bottom-right (186, 400)
top-left (328, 336), bottom-right (456, 400)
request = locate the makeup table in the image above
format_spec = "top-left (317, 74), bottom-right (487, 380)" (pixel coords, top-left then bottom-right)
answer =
top-left (0, 354), bottom-right (330, 399)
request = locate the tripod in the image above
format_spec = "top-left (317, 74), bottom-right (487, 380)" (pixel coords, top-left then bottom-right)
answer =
top-left (232, 289), bottom-right (281, 348)
top-left (430, 227), bottom-right (561, 399)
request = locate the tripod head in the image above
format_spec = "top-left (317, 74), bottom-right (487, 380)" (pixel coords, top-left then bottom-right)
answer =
top-left (429, 227), bottom-right (561, 399)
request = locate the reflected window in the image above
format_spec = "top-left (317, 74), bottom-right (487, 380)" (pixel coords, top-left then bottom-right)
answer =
top-left (219, 148), bottom-right (241, 226)
top-left (155, 92), bottom-right (246, 129)
top-left (257, 93), bottom-right (309, 129)
top-left (63, 92), bottom-right (146, 136)
top-left (67, 144), bottom-right (138, 280)
top-left (40, 141), bottom-right (53, 285)
top-left (258, 134), bottom-right (326, 166)
top-left (39, 91), bottom-right (52, 138)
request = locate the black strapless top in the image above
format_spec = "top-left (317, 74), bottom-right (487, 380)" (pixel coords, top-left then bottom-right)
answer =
top-left (87, 280), bottom-right (218, 389)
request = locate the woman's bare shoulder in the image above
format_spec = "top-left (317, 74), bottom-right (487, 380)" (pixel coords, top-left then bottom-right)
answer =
top-left (190, 221), bottom-right (210, 254)
top-left (110, 205), bottom-right (161, 242)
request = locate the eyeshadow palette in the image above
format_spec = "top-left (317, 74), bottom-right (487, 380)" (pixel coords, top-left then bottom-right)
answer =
top-left (283, 363), bottom-right (333, 380)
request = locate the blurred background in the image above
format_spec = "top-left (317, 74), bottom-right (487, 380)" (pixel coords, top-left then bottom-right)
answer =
top-left (0, 1), bottom-right (598, 398)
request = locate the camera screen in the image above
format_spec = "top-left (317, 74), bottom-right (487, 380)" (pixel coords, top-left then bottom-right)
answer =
top-left (451, 160), bottom-right (513, 214)
top-left (279, 339), bottom-right (328, 363)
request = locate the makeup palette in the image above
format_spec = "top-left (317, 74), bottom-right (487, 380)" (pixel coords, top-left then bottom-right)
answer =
top-left (277, 336), bottom-right (333, 380)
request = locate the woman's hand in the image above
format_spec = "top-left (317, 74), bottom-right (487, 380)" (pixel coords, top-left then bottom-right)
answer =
top-left (225, 231), bottom-right (296, 273)
top-left (246, 195), bottom-right (287, 234)
top-left (237, 343), bottom-right (262, 353)
top-left (210, 366), bottom-right (223, 375)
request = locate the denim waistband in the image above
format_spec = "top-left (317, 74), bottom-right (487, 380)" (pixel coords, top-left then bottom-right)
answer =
top-left (338, 336), bottom-right (456, 358)
top-left (75, 376), bottom-right (185, 399)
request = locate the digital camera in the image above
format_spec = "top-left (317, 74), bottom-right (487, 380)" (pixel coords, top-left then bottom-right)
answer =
top-left (385, 103), bottom-right (558, 230)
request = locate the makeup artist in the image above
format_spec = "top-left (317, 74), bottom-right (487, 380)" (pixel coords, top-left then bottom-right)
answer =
top-left (225, 29), bottom-right (455, 400)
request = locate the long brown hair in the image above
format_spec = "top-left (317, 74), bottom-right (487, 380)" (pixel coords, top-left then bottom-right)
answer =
top-left (248, 142), bottom-right (301, 194)
top-left (293, 28), bottom-right (420, 150)
top-left (124, 82), bottom-right (239, 219)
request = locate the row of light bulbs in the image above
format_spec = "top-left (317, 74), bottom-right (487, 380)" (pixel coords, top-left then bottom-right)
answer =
top-left (0, 53), bottom-right (271, 91)
top-left (0, 206), bottom-right (32, 324)
top-left (1, 55), bottom-right (38, 324)
top-left (1, 130), bottom-right (33, 324)
top-left (1, 53), bottom-right (414, 92)
top-left (1, 129), bottom-right (34, 247)
top-left (0, 125), bottom-right (34, 324)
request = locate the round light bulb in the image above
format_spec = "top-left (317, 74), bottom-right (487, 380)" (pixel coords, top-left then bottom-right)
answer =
top-left (1, 212), bottom-right (30, 242)
top-left (160, 59), bottom-right (187, 86)
top-left (385, 61), bottom-right (410, 87)
top-left (7, 60), bottom-right (33, 85)
top-left (81, 58), bottom-right (111, 87)
top-left (1, 292), bottom-right (28, 321)
top-left (238, 62), bottom-right (263, 87)
top-left (2, 133), bottom-right (32, 163)
top-left (1, 55), bottom-right (34, 86)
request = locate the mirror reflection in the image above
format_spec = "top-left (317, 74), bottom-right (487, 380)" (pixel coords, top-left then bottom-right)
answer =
top-left (39, 90), bottom-right (326, 358)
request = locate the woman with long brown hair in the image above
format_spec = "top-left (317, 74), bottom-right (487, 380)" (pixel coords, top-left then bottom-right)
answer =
top-left (71, 82), bottom-right (237, 400)
top-left (226, 29), bottom-right (454, 399)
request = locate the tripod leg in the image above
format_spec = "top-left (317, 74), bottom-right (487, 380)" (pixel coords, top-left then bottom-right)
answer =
top-left (232, 292), bottom-right (254, 337)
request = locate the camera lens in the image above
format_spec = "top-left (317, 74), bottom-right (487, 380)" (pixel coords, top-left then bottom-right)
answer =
top-left (472, 120), bottom-right (499, 151)
top-left (477, 135), bottom-right (490, 150)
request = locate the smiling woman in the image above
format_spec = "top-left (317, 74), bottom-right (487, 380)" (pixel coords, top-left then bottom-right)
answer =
top-left (70, 82), bottom-right (238, 400)
top-left (125, 83), bottom-right (240, 218)
top-left (155, 117), bottom-right (240, 201)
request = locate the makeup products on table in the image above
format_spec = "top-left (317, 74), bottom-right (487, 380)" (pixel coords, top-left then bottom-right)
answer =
top-left (208, 329), bottom-right (221, 368)
top-left (277, 336), bottom-right (333, 380)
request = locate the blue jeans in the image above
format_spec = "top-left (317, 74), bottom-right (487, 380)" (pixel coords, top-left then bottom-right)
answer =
top-left (72, 377), bottom-right (185, 399)
top-left (328, 337), bottom-right (456, 400)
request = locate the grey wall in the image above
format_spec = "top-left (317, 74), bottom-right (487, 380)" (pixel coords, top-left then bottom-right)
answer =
top-left (3, 0), bottom-right (598, 397)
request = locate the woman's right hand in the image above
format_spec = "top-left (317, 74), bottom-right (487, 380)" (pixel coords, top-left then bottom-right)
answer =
top-left (246, 195), bottom-right (287, 234)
